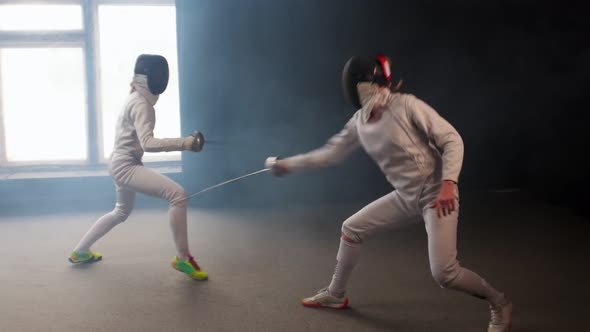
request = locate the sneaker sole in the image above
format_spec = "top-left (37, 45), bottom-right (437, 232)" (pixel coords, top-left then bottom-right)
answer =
top-left (301, 298), bottom-right (349, 309)
top-left (172, 265), bottom-right (208, 281)
top-left (68, 256), bottom-right (102, 264)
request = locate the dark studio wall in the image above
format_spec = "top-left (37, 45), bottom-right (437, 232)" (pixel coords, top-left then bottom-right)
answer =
top-left (176, 0), bottom-right (589, 214)
top-left (177, 0), bottom-right (398, 208)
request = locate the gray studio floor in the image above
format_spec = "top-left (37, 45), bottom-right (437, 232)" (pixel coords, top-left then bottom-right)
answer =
top-left (0, 191), bottom-right (588, 332)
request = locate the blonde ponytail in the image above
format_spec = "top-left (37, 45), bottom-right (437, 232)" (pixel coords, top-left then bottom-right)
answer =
top-left (389, 79), bottom-right (403, 93)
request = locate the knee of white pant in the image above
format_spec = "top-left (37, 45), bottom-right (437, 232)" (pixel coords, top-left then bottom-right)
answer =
top-left (431, 261), bottom-right (461, 288)
top-left (169, 187), bottom-right (188, 207)
top-left (341, 219), bottom-right (364, 243)
top-left (113, 204), bottom-right (133, 222)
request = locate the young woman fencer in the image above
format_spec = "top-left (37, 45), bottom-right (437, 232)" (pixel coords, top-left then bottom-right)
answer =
top-left (265, 55), bottom-right (512, 332)
top-left (69, 54), bottom-right (208, 280)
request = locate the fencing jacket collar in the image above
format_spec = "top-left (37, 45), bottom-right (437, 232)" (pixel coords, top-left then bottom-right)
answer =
top-left (131, 74), bottom-right (159, 106)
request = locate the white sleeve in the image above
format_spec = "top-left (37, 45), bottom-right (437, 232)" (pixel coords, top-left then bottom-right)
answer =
top-left (131, 101), bottom-right (190, 152)
top-left (407, 95), bottom-right (464, 183)
top-left (282, 113), bottom-right (361, 172)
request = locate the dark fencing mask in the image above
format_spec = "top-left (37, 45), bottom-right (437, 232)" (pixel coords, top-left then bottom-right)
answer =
top-left (134, 54), bottom-right (169, 95)
top-left (342, 55), bottom-right (392, 109)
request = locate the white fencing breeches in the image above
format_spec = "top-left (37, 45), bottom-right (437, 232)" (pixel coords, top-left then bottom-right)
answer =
top-left (74, 163), bottom-right (190, 260)
top-left (334, 189), bottom-right (503, 303)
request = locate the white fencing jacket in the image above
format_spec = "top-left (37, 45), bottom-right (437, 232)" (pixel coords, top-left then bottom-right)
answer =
top-left (108, 75), bottom-right (192, 182)
top-left (110, 74), bottom-right (191, 162)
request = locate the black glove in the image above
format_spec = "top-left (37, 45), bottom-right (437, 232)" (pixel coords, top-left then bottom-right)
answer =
top-left (190, 131), bottom-right (205, 152)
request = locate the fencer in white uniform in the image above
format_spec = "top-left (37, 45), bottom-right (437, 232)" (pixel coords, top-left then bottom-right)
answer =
top-left (69, 54), bottom-right (208, 281)
top-left (266, 55), bottom-right (512, 332)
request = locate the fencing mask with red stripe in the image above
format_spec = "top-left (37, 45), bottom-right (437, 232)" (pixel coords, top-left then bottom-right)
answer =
top-left (342, 55), bottom-right (393, 109)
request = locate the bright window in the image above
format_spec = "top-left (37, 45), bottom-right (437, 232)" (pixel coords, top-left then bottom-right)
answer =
top-left (0, 48), bottom-right (87, 161)
top-left (0, 0), bottom-right (179, 167)
top-left (0, 5), bottom-right (82, 31)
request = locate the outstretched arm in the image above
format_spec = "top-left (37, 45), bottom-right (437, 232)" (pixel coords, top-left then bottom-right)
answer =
top-left (273, 113), bottom-right (361, 174)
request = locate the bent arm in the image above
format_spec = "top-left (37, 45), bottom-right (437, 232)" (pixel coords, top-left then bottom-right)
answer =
top-left (408, 95), bottom-right (464, 183)
top-left (132, 102), bottom-right (191, 152)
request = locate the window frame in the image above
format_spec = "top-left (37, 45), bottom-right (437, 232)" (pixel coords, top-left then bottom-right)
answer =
top-left (0, 0), bottom-right (178, 171)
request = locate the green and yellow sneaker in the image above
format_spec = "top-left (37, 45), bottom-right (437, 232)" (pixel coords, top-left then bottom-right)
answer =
top-left (68, 250), bottom-right (103, 264)
top-left (172, 255), bottom-right (208, 280)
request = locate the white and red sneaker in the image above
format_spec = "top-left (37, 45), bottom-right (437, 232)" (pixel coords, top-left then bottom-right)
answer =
top-left (301, 287), bottom-right (349, 309)
top-left (488, 297), bottom-right (513, 332)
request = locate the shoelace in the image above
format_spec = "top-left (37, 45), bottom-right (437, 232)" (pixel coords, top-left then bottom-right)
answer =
top-left (75, 251), bottom-right (91, 259)
top-left (489, 304), bottom-right (504, 325)
top-left (313, 287), bottom-right (335, 300)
